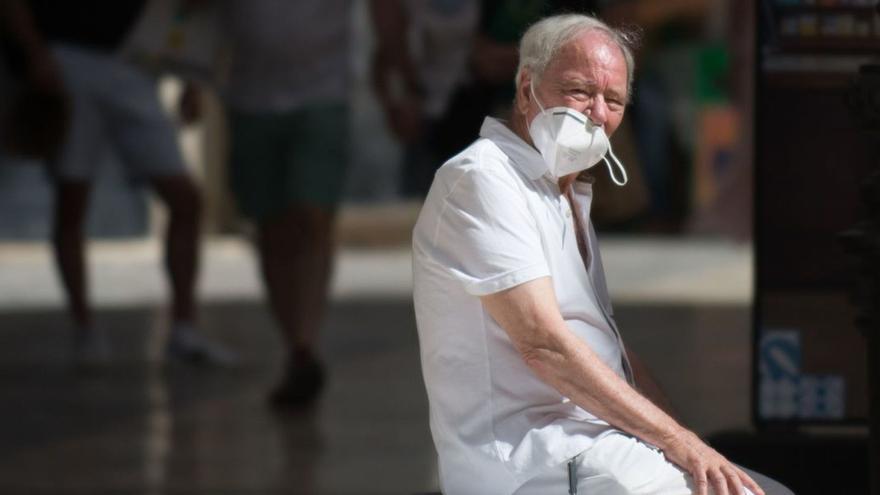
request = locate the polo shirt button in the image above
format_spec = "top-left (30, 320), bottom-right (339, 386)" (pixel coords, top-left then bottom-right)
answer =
top-left (565, 210), bottom-right (571, 218)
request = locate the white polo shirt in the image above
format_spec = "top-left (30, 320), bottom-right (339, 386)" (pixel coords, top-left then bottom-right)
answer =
top-left (412, 117), bottom-right (634, 494)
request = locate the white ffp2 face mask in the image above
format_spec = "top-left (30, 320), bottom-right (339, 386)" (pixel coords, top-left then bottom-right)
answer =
top-left (527, 84), bottom-right (628, 185)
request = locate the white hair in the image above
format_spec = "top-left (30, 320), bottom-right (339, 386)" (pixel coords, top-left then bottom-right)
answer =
top-left (515, 14), bottom-right (638, 99)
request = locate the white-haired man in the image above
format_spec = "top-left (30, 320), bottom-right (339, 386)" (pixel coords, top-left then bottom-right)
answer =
top-left (412, 14), bottom-right (793, 495)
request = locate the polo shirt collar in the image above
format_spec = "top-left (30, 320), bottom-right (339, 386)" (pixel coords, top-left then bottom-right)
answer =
top-left (479, 117), bottom-right (549, 181)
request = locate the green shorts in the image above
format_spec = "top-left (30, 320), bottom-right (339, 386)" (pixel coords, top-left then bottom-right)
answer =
top-left (227, 102), bottom-right (350, 220)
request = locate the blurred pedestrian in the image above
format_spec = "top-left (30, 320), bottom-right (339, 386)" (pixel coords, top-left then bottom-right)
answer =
top-left (0, 0), bottom-right (235, 367)
top-left (604, 0), bottom-right (714, 232)
top-left (370, 0), bottom-right (480, 198)
top-left (219, 0), bottom-right (351, 409)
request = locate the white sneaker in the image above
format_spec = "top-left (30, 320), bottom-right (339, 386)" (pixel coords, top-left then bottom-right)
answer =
top-left (74, 328), bottom-right (112, 368)
top-left (166, 323), bottom-right (238, 366)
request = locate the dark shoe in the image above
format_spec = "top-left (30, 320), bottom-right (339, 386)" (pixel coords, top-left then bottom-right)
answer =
top-left (268, 356), bottom-right (326, 410)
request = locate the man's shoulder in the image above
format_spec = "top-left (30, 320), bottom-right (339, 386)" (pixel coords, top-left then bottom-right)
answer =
top-left (434, 137), bottom-right (523, 192)
top-left (415, 138), bottom-right (531, 245)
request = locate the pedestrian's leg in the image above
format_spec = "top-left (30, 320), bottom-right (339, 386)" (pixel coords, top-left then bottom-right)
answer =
top-left (51, 179), bottom-right (111, 366)
top-left (51, 180), bottom-right (93, 334)
top-left (149, 174), bottom-right (201, 323)
top-left (256, 212), bottom-right (299, 348)
top-left (258, 204), bottom-right (335, 408)
top-left (151, 174), bottom-right (236, 365)
top-left (300, 206), bottom-right (335, 349)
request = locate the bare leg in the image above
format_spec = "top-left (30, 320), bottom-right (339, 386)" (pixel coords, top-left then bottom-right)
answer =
top-left (149, 175), bottom-right (202, 324)
top-left (51, 180), bottom-right (93, 335)
top-left (150, 174), bottom-right (236, 366)
top-left (257, 204), bottom-right (336, 406)
top-left (257, 204), bottom-right (335, 353)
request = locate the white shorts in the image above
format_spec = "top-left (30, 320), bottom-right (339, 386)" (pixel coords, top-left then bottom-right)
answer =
top-left (51, 44), bottom-right (187, 181)
top-left (514, 431), bottom-right (795, 495)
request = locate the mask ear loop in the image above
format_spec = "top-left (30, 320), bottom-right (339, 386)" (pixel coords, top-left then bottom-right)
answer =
top-left (603, 146), bottom-right (628, 186)
top-left (529, 80), bottom-right (547, 114)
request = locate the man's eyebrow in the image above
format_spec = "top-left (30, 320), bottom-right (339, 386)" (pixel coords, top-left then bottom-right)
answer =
top-left (605, 88), bottom-right (626, 102)
top-left (559, 78), bottom-right (628, 102)
top-left (559, 77), bottom-right (595, 87)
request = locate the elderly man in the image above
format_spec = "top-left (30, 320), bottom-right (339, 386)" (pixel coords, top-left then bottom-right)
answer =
top-left (412, 14), bottom-right (792, 495)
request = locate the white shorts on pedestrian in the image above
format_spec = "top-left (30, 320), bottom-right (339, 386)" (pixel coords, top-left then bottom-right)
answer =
top-left (51, 43), bottom-right (187, 181)
top-left (514, 431), bottom-right (794, 495)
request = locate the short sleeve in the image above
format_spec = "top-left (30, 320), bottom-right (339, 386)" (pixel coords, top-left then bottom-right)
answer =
top-left (425, 167), bottom-right (549, 296)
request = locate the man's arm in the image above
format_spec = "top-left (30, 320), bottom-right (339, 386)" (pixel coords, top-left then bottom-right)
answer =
top-left (480, 277), bottom-right (764, 495)
top-left (367, 0), bottom-right (423, 142)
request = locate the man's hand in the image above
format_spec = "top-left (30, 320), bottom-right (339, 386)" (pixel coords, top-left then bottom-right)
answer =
top-left (481, 277), bottom-right (766, 495)
top-left (662, 428), bottom-right (765, 495)
top-left (370, 49), bottom-right (424, 142)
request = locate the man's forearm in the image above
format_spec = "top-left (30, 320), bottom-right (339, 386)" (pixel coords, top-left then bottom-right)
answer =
top-left (482, 278), bottom-right (689, 452)
top-left (368, 0), bottom-right (413, 88)
top-left (368, 0), bottom-right (423, 111)
top-left (520, 327), bottom-right (686, 450)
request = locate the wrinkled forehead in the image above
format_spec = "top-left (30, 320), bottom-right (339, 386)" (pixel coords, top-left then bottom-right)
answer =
top-left (543, 30), bottom-right (628, 92)
top-left (556, 32), bottom-right (626, 76)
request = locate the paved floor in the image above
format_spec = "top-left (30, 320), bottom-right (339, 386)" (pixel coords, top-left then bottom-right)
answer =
top-left (0, 237), bottom-right (759, 494)
top-left (0, 301), bottom-right (754, 495)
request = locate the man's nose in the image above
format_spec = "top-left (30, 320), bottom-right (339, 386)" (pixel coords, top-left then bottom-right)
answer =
top-left (586, 97), bottom-right (608, 126)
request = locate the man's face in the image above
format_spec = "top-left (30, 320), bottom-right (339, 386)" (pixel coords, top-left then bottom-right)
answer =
top-left (517, 30), bottom-right (628, 138)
